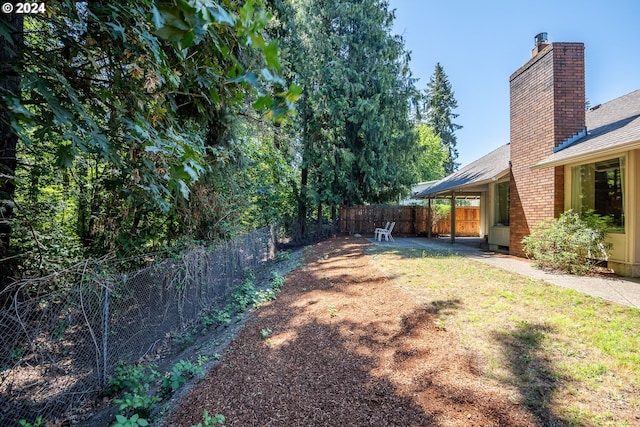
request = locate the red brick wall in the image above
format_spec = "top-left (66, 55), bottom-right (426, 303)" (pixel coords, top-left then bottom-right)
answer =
top-left (509, 43), bottom-right (585, 255)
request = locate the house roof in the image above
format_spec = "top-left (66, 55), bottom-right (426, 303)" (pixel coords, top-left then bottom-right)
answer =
top-left (414, 143), bottom-right (510, 199)
top-left (535, 89), bottom-right (640, 168)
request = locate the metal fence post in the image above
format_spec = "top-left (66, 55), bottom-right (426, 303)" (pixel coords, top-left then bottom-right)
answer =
top-left (269, 224), bottom-right (276, 259)
top-left (101, 279), bottom-right (111, 387)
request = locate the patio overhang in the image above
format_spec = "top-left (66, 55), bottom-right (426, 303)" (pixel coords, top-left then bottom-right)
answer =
top-left (413, 144), bottom-right (511, 200)
top-left (414, 172), bottom-right (509, 200)
top-left (413, 144), bottom-right (511, 244)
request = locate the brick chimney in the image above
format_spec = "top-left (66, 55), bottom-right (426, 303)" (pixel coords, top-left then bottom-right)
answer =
top-left (509, 35), bottom-right (586, 255)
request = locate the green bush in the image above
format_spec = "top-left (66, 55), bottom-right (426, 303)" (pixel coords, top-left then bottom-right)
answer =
top-left (112, 414), bottom-right (149, 427)
top-left (271, 271), bottom-right (285, 291)
top-left (521, 210), bottom-right (611, 274)
top-left (160, 360), bottom-right (204, 396)
top-left (106, 363), bottom-right (159, 396)
top-left (114, 392), bottom-right (159, 418)
top-left (190, 410), bottom-right (226, 427)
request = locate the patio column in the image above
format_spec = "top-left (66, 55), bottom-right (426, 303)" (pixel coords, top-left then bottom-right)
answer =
top-left (427, 198), bottom-right (432, 238)
top-left (450, 192), bottom-right (456, 244)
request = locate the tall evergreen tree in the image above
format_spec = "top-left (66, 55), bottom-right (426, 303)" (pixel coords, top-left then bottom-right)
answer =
top-left (424, 63), bottom-right (462, 174)
top-left (288, 0), bottom-right (419, 221)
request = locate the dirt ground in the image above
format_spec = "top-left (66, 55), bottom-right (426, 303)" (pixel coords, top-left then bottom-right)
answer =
top-left (164, 236), bottom-right (539, 427)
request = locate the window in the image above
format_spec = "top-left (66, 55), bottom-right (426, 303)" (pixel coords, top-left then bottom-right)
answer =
top-left (494, 181), bottom-right (510, 226)
top-left (571, 157), bottom-right (625, 230)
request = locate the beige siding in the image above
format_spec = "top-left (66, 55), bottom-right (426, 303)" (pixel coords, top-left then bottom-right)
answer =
top-left (564, 149), bottom-right (640, 276)
top-left (487, 179), bottom-right (510, 249)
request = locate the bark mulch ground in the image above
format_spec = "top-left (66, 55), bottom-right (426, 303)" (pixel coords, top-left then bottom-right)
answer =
top-left (164, 236), bottom-right (538, 426)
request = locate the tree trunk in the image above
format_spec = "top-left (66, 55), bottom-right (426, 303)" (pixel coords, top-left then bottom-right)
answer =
top-left (0, 13), bottom-right (24, 280)
top-left (296, 166), bottom-right (308, 238)
top-left (317, 202), bottom-right (322, 236)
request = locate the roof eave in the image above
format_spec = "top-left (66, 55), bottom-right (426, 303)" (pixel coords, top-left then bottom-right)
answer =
top-left (414, 168), bottom-right (510, 199)
top-left (533, 139), bottom-right (640, 169)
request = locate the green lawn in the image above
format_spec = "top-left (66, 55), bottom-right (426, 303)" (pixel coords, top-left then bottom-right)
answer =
top-left (369, 246), bottom-right (640, 427)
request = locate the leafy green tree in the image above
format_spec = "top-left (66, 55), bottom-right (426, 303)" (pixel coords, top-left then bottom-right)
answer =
top-left (423, 62), bottom-right (462, 174)
top-left (173, 116), bottom-right (298, 241)
top-left (1, 0), bottom-right (299, 277)
top-left (414, 123), bottom-right (448, 182)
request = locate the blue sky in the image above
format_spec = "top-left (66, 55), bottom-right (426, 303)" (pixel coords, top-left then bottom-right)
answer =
top-left (390, 0), bottom-right (640, 167)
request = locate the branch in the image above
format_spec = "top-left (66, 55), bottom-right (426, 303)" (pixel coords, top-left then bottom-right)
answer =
top-left (9, 197), bottom-right (45, 272)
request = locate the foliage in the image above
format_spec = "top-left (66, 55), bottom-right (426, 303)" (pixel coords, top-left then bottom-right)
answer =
top-left (0, 11), bottom-right (21, 265)
top-left (8, 0), bottom-right (297, 200)
top-left (171, 118), bottom-right (298, 242)
top-left (414, 124), bottom-right (449, 181)
top-left (274, 250), bottom-right (291, 262)
top-left (106, 358), bottom-right (207, 425)
top-left (18, 417), bottom-right (44, 427)
top-left (106, 362), bottom-right (159, 397)
top-left (190, 410), bottom-right (226, 427)
top-left (160, 359), bottom-right (205, 395)
top-left (114, 393), bottom-right (159, 419)
top-left (171, 331), bottom-right (194, 350)
top-left (260, 328), bottom-right (271, 339)
top-left (1, 0), bottom-right (300, 276)
top-left (327, 305), bottom-right (338, 318)
top-left (239, 122), bottom-right (298, 230)
top-left (271, 271), bottom-right (285, 291)
top-left (2, 0), bottom-right (425, 275)
top-left (9, 178), bottom-right (85, 276)
top-left (254, 270), bottom-right (287, 306)
top-left (254, 287), bottom-right (276, 305)
top-left (199, 270), bottom-right (286, 329)
top-left (232, 276), bottom-right (258, 314)
top-left (112, 414), bottom-right (149, 427)
top-left (200, 307), bottom-right (232, 329)
top-left (422, 63), bottom-right (462, 174)
top-left (276, 0), bottom-right (419, 233)
top-left (107, 362), bottom-right (159, 421)
top-left (521, 210), bottom-right (611, 274)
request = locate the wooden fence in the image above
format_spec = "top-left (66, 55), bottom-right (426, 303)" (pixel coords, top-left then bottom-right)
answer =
top-left (339, 205), bottom-right (480, 237)
top-left (432, 206), bottom-right (480, 236)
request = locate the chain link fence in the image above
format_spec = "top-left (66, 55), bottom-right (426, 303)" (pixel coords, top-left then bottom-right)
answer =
top-left (0, 226), bottom-right (276, 426)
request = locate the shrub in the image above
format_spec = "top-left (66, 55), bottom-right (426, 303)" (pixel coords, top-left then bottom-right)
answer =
top-left (190, 410), bottom-right (225, 427)
top-left (106, 363), bottom-right (159, 396)
top-left (521, 210), bottom-right (611, 274)
top-left (160, 360), bottom-right (204, 396)
top-left (112, 414), bottom-right (149, 427)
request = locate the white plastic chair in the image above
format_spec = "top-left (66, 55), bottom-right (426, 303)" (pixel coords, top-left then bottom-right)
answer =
top-left (374, 222), bottom-right (390, 241)
top-left (377, 222), bottom-right (395, 241)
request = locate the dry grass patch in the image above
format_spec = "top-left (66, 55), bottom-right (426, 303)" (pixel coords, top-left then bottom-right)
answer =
top-left (370, 246), bottom-right (640, 426)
